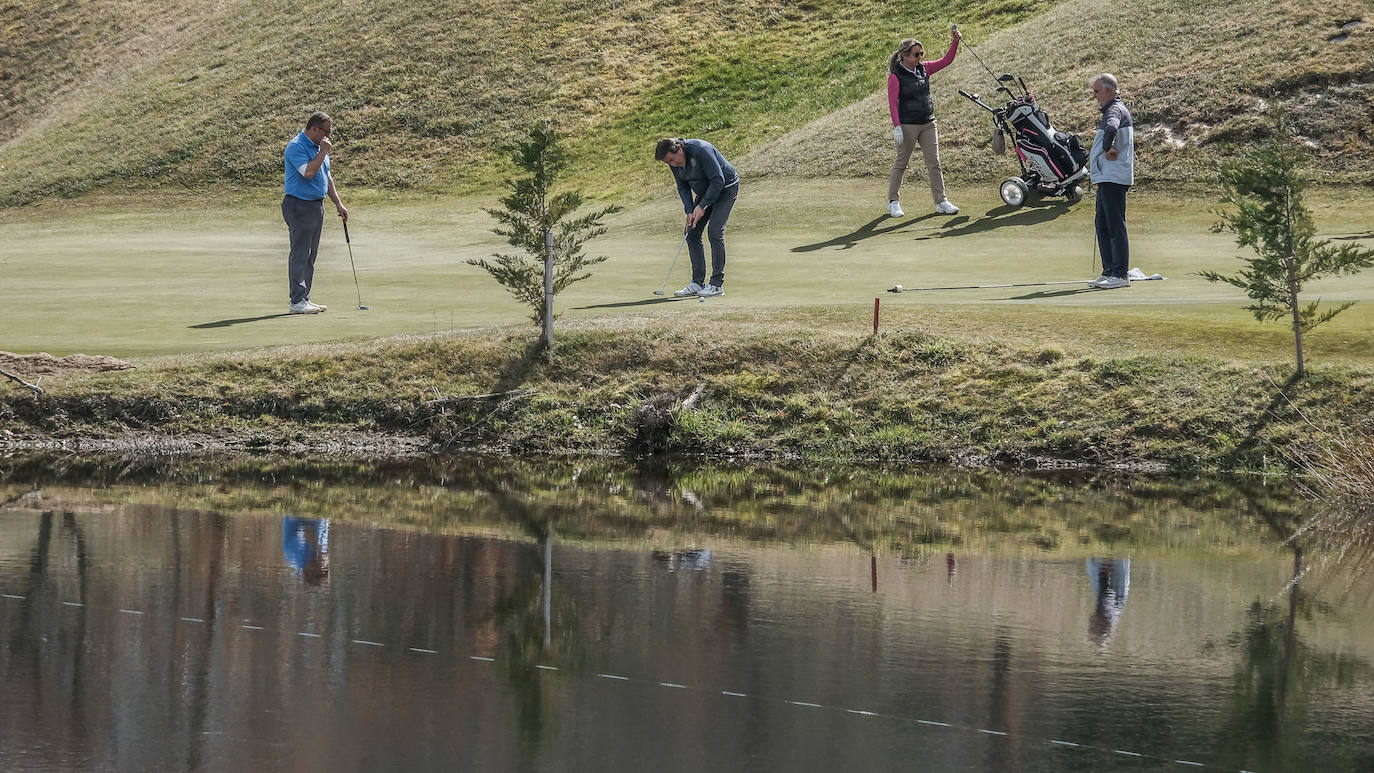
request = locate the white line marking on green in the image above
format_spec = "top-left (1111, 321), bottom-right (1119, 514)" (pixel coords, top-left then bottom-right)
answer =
top-left (1113, 750), bottom-right (1142, 757)
top-left (722, 691), bottom-right (747, 697)
top-left (353, 639), bottom-right (383, 647)
top-left (787, 701), bottom-right (822, 708)
top-left (2, 594), bottom-right (25, 599)
top-left (470, 656), bottom-right (494, 662)
top-left (180, 617), bottom-right (204, 623)
top-left (918, 720), bottom-right (951, 727)
top-left (659, 682), bottom-right (687, 689)
top-left (242, 625), bottom-right (264, 631)
top-left (119, 609), bottom-right (144, 615)
top-left (297, 632), bottom-right (321, 638)
top-left (847, 709), bottom-right (878, 716)
top-left (1175, 762), bottom-right (1204, 768)
top-left (980, 729), bottom-right (1007, 736)
top-left (536, 665), bottom-right (559, 671)
top-left (597, 674), bottom-right (629, 680)
top-left (1051, 740), bottom-right (1080, 747)
top-left (62, 601), bottom-right (84, 607)
top-left (409, 647), bottom-right (438, 654)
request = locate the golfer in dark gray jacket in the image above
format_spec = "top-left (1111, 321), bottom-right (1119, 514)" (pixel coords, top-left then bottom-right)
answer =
top-left (655, 137), bottom-right (739, 298)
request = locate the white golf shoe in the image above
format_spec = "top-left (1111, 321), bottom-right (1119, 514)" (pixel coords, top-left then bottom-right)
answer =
top-left (290, 301), bottom-right (324, 314)
top-left (887, 200), bottom-right (905, 217)
top-left (935, 199), bottom-right (960, 215)
top-left (674, 282), bottom-right (703, 297)
top-left (306, 300), bottom-right (327, 312)
top-left (698, 284), bottom-right (724, 298)
top-left (1088, 275), bottom-right (1110, 288)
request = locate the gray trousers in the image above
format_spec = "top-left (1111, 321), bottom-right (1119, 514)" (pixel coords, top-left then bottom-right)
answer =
top-left (687, 182), bottom-right (739, 288)
top-left (282, 195), bottom-right (324, 305)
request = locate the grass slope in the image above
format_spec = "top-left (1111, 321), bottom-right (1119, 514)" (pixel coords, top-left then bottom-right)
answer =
top-left (0, 0), bottom-right (1052, 206)
top-left (745, 0), bottom-right (1373, 184)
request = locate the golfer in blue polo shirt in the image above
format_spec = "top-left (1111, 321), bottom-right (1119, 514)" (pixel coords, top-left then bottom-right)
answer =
top-left (282, 111), bottom-right (349, 314)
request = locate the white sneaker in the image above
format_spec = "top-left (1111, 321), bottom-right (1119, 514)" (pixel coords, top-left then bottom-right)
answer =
top-left (306, 300), bottom-right (327, 312)
top-left (887, 200), bottom-right (904, 217)
top-left (1088, 275), bottom-right (1110, 288)
top-left (935, 199), bottom-right (960, 214)
top-left (289, 301), bottom-right (323, 314)
top-left (698, 284), bottom-right (724, 298)
top-left (673, 282), bottom-right (703, 297)
top-left (1099, 276), bottom-right (1131, 289)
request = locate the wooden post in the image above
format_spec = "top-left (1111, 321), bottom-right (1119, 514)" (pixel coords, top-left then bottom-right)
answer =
top-left (873, 297), bottom-right (880, 335)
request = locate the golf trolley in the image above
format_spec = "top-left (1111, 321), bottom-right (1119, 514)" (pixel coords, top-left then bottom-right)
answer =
top-left (958, 74), bottom-right (1089, 208)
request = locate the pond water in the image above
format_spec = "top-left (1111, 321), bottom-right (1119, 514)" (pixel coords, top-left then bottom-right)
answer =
top-left (1, 455), bottom-right (1372, 772)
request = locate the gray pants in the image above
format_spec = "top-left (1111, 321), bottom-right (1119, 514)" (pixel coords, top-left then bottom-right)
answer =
top-left (282, 195), bottom-right (324, 305)
top-left (687, 182), bottom-right (739, 288)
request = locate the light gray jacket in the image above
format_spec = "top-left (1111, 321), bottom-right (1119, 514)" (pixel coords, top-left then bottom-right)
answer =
top-left (1089, 98), bottom-right (1134, 186)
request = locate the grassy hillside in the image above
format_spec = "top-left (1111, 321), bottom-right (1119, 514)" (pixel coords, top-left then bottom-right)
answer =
top-left (0, 0), bottom-right (1367, 208)
top-left (744, 0), bottom-right (1373, 186)
top-left (0, 0), bottom-right (1052, 206)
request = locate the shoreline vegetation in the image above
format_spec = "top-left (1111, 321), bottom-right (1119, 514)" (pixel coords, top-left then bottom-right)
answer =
top-left (3, 323), bottom-right (1370, 474)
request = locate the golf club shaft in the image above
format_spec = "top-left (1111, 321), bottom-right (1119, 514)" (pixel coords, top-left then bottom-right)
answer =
top-left (656, 233), bottom-right (689, 294)
top-left (956, 28), bottom-right (1003, 86)
top-left (343, 220), bottom-right (363, 307)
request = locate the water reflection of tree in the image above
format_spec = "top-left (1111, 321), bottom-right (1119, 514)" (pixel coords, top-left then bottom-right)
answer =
top-left (478, 480), bottom-right (588, 756)
top-left (1215, 486), bottom-right (1374, 771)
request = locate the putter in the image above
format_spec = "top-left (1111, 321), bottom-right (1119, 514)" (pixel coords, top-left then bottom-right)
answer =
top-left (652, 232), bottom-right (690, 296)
top-left (342, 220), bottom-right (369, 310)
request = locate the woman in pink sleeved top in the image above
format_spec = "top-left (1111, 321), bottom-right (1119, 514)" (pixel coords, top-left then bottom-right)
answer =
top-left (886, 28), bottom-right (961, 217)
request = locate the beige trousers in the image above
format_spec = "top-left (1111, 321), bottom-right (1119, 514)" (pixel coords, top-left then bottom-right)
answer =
top-left (888, 121), bottom-right (946, 204)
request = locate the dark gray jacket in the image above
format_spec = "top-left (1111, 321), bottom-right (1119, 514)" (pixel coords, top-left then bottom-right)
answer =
top-left (672, 139), bottom-right (738, 213)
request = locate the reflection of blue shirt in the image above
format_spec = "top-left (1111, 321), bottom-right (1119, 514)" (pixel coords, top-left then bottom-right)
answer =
top-left (283, 516), bottom-right (328, 571)
top-left (284, 131), bottom-right (329, 200)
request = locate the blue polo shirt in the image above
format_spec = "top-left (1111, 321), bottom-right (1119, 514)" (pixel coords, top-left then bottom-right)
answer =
top-left (284, 131), bottom-right (329, 200)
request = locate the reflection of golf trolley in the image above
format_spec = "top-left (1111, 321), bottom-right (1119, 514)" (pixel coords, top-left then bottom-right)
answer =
top-left (959, 75), bottom-right (1089, 209)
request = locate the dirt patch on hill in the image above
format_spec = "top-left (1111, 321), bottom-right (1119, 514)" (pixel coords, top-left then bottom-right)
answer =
top-left (0, 352), bottom-right (135, 377)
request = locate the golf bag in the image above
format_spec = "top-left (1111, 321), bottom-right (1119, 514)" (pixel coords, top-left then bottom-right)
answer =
top-left (959, 74), bottom-right (1088, 208)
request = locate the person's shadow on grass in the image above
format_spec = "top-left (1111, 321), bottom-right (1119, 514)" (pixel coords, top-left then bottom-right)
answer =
top-left (792, 213), bottom-right (938, 253)
top-left (189, 313), bottom-right (291, 329)
top-left (576, 296), bottom-right (694, 310)
top-left (1003, 287), bottom-right (1097, 300)
top-left (912, 200), bottom-right (1075, 240)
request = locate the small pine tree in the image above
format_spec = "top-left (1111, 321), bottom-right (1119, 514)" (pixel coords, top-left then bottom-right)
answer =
top-left (467, 124), bottom-right (620, 346)
top-left (1201, 119), bottom-right (1374, 376)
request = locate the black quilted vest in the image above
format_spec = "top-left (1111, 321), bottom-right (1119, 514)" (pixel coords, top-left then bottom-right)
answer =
top-left (892, 62), bottom-right (935, 125)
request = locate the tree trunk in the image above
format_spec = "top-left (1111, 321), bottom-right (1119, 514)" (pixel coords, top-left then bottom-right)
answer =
top-left (543, 228), bottom-right (554, 348)
top-left (1284, 184), bottom-right (1304, 376)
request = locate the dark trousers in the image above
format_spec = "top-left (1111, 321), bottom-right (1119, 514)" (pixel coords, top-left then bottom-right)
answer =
top-left (1094, 182), bottom-right (1130, 279)
top-left (687, 182), bottom-right (739, 288)
top-left (282, 195), bottom-right (324, 305)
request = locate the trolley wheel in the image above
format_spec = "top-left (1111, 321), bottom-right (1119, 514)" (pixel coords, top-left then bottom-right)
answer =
top-left (1067, 185), bottom-right (1084, 204)
top-left (999, 177), bottom-right (1029, 208)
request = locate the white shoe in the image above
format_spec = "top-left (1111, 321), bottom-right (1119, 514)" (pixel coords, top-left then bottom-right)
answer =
top-left (1098, 276), bottom-right (1131, 289)
top-left (673, 282), bottom-right (703, 297)
top-left (290, 301), bottom-right (323, 314)
top-left (1088, 275), bottom-right (1110, 288)
top-left (935, 199), bottom-right (960, 215)
top-left (887, 201), bottom-right (904, 217)
top-left (698, 284), bottom-right (724, 298)
top-left (306, 300), bottom-right (327, 312)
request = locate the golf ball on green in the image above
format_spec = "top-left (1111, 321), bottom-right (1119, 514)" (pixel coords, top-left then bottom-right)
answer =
top-left (698, 296), bottom-right (704, 303)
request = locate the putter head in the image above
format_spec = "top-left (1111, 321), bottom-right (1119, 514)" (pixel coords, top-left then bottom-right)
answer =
top-left (652, 290), bottom-right (665, 296)
top-left (357, 305), bottom-right (370, 310)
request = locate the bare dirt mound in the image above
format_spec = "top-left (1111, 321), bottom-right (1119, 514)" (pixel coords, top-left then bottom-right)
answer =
top-left (0, 352), bottom-right (135, 376)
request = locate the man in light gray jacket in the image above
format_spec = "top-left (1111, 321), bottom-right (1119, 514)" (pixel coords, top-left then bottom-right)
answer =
top-left (1087, 74), bottom-right (1135, 290)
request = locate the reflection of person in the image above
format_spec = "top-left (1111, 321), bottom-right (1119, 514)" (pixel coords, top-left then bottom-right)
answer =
top-left (886, 28), bottom-right (961, 218)
top-left (283, 111), bottom-right (349, 314)
top-left (283, 516), bottom-right (330, 584)
top-left (655, 138), bottom-right (739, 298)
top-left (1087, 75), bottom-right (1135, 290)
top-left (1086, 557), bottom-right (1129, 646)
